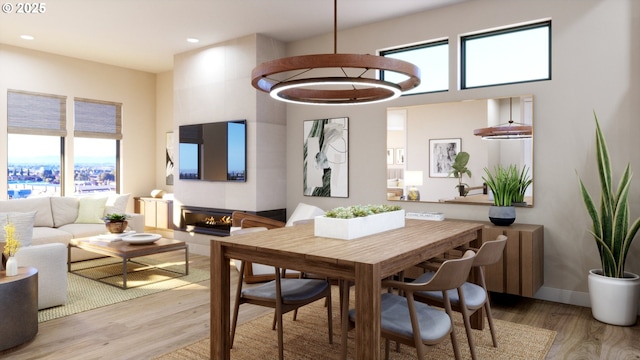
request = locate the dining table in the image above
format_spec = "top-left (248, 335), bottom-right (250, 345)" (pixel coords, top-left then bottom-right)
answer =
top-left (210, 218), bottom-right (484, 359)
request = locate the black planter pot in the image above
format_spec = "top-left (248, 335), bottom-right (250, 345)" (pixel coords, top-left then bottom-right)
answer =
top-left (488, 206), bottom-right (516, 226)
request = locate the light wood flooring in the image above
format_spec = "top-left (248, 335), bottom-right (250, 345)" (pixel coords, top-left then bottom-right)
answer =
top-left (2, 252), bottom-right (639, 360)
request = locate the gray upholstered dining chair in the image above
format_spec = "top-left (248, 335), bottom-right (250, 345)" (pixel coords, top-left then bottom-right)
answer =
top-left (413, 235), bottom-right (507, 360)
top-left (230, 262), bottom-right (333, 360)
top-left (345, 250), bottom-right (476, 360)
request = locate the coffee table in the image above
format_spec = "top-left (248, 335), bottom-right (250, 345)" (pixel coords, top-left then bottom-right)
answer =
top-left (68, 237), bottom-right (188, 289)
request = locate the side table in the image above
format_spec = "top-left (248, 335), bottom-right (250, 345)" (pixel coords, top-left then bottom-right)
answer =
top-left (0, 267), bottom-right (38, 351)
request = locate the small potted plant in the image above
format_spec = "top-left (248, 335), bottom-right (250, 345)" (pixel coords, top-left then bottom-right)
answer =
top-left (482, 164), bottom-right (520, 226)
top-left (448, 152), bottom-right (472, 196)
top-left (102, 213), bottom-right (130, 234)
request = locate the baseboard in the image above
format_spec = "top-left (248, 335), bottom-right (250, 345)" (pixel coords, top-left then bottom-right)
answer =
top-left (533, 285), bottom-right (640, 316)
top-left (533, 286), bottom-right (591, 308)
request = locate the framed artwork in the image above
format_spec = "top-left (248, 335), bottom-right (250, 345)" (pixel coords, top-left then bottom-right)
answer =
top-left (429, 138), bottom-right (461, 177)
top-left (395, 148), bottom-right (405, 165)
top-left (303, 117), bottom-right (349, 198)
top-left (386, 149), bottom-right (394, 165)
top-left (166, 132), bottom-right (174, 185)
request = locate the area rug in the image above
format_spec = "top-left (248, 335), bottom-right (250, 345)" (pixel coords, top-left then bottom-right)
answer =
top-left (38, 256), bottom-right (209, 323)
top-left (155, 293), bottom-right (556, 360)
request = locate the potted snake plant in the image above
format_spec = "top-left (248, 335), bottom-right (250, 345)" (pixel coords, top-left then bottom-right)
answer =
top-left (577, 113), bottom-right (640, 326)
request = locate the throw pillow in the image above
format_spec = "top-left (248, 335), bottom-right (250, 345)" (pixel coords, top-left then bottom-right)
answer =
top-left (0, 211), bottom-right (36, 247)
top-left (104, 193), bottom-right (130, 216)
top-left (285, 202), bottom-right (326, 227)
top-left (75, 196), bottom-right (108, 224)
top-left (0, 197), bottom-right (53, 227)
top-left (51, 197), bottom-right (80, 227)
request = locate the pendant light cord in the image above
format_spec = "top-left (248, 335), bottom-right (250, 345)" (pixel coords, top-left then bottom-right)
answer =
top-left (334, 0), bottom-right (337, 54)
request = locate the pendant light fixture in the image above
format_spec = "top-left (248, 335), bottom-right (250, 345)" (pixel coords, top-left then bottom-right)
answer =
top-left (250, 0), bottom-right (421, 105)
top-left (474, 97), bottom-right (532, 139)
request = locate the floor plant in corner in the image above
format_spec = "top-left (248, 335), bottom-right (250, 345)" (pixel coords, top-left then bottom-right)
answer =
top-left (577, 113), bottom-right (640, 326)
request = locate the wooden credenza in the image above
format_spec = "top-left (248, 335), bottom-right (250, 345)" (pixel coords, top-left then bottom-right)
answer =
top-left (481, 223), bottom-right (544, 297)
top-left (134, 197), bottom-right (174, 238)
top-left (404, 221), bottom-right (544, 298)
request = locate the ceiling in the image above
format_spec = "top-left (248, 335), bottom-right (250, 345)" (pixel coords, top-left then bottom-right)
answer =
top-left (0, 0), bottom-right (467, 73)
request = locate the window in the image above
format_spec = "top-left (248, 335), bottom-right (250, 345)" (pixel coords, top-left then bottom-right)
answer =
top-left (73, 98), bottom-right (122, 195)
top-left (462, 21), bottom-right (551, 89)
top-left (7, 90), bottom-right (66, 198)
top-left (381, 40), bottom-right (449, 95)
top-left (73, 138), bottom-right (117, 194)
top-left (7, 134), bottom-right (62, 198)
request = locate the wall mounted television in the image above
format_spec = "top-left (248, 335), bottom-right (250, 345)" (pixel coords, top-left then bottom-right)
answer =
top-left (178, 120), bottom-right (246, 182)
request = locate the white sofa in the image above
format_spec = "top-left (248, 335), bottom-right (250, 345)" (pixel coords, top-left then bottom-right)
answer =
top-left (0, 194), bottom-right (143, 309)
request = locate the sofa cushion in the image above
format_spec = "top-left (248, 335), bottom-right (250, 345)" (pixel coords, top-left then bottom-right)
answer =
top-left (104, 193), bottom-right (130, 215)
top-left (58, 223), bottom-right (107, 239)
top-left (31, 227), bottom-right (73, 246)
top-left (0, 197), bottom-right (54, 227)
top-left (75, 196), bottom-right (108, 224)
top-left (0, 211), bottom-right (36, 247)
top-left (51, 197), bottom-right (80, 227)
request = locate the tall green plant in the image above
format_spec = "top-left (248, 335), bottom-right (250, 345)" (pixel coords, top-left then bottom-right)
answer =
top-left (578, 113), bottom-right (640, 278)
top-left (513, 165), bottom-right (532, 203)
top-left (482, 164), bottom-right (520, 206)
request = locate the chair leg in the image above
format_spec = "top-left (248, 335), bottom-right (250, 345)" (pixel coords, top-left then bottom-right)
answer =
top-left (443, 293), bottom-right (462, 360)
top-left (456, 288), bottom-right (478, 360)
top-left (485, 300), bottom-right (498, 347)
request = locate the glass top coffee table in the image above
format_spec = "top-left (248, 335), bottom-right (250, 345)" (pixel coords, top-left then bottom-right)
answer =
top-left (68, 237), bottom-right (188, 289)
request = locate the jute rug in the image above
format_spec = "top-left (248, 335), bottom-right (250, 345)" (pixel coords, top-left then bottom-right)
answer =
top-left (38, 256), bottom-right (210, 323)
top-left (155, 292), bottom-right (556, 360)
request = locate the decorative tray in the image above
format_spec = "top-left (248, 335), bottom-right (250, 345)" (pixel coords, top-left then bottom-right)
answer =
top-left (121, 233), bottom-right (162, 244)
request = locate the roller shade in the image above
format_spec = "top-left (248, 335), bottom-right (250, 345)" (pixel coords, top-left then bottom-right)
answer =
top-left (74, 98), bottom-right (122, 140)
top-left (7, 90), bottom-right (67, 136)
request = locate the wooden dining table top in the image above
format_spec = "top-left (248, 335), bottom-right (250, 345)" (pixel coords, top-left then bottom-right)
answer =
top-left (215, 219), bottom-right (484, 280)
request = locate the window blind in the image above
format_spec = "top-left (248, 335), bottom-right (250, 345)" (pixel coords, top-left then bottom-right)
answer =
top-left (7, 90), bottom-right (67, 136)
top-left (74, 98), bottom-right (122, 140)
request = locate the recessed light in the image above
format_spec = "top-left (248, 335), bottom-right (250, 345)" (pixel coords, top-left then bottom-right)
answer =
top-left (186, 38), bottom-right (199, 43)
top-left (20, 35), bottom-right (34, 40)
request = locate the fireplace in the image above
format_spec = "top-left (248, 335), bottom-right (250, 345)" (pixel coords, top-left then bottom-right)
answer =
top-left (179, 206), bottom-right (286, 237)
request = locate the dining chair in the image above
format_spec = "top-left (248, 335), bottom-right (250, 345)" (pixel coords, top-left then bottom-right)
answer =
top-left (345, 250), bottom-right (476, 360)
top-left (413, 235), bottom-right (507, 360)
top-left (230, 261), bottom-right (333, 360)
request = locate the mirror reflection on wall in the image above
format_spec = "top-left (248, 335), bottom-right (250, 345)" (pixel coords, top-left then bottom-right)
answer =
top-left (386, 95), bottom-right (533, 207)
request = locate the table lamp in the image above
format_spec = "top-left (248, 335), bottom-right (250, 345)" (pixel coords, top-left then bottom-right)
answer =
top-left (404, 170), bottom-right (423, 201)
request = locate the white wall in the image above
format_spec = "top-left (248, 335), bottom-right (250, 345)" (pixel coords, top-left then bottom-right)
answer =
top-left (284, 0), bottom-right (640, 307)
top-left (0, 44), bottom-right (157, 211)
top-left (172, 34), bottom-right (286, 214)
top-left (155, 71), bottom-right (174, 193)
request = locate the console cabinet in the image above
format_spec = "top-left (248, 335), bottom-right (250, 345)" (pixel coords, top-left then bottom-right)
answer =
top-left (403, 221), bottom-right (544, 298)
top-left (134, 197), bottom-right (174, 238)
top-left (480, 223), bottom-right (544, 297)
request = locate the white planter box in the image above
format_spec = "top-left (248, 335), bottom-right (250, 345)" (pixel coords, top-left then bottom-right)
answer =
top-left (314, 210), bottom-right (405, 240)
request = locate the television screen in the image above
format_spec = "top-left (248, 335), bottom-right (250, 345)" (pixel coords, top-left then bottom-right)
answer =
top-left (178, 120), bottom-right (246, 182)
